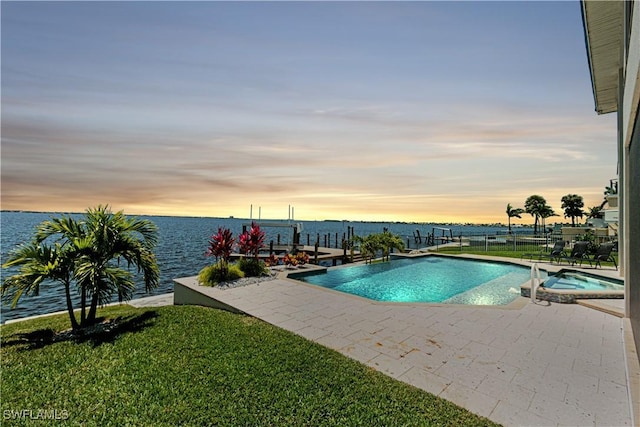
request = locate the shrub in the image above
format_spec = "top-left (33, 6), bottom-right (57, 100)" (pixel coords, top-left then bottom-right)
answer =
top-left (238, 257), bottom-right (268, 277)
top-left (198, 261), bottom-right (244, 286)
top-left (576, 229), bottom-right (599, 254)
top-left (264, 253), bottom-right (280, 267)
top-left (283, 253), bottom-right (299, 267)
top-left (296, 251), bottom-right (309, 266)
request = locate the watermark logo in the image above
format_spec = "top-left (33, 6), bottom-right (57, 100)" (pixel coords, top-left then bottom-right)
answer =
top-left (3, 409), bottom-right (69, 421)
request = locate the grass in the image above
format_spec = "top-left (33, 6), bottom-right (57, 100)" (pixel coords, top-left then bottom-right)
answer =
top-left (434, 247), bottom-right (619, 268)
top-left (1, 305), bottom-right (499, 426)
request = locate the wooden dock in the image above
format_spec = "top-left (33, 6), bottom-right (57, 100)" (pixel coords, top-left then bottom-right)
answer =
top-left (229, 245), bottom-right (362, 266)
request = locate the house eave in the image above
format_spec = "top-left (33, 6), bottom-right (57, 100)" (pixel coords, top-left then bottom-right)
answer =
top-left (580, 0), bottom-right (624, 115)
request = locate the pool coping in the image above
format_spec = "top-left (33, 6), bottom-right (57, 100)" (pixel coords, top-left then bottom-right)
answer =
top-left (520, 284), bottom-right (625, 304)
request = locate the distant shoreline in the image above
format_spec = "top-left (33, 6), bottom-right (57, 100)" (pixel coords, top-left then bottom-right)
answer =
top-left (0, 210), bottom-right (534, 228)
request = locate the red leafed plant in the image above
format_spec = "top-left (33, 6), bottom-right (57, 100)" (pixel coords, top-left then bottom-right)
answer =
top-left (295, 251), bottom-right (309, 266)
top-left (282, 253), bottom-right (298, 268)
top-left (264, 253), bottom-right (279, 267)
top-left (238, 221), bottom-right (265, 259)
top-left (207, 227), bottom-right (235, 275)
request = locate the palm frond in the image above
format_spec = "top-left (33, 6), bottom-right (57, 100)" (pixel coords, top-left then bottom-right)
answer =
top-left (1, 242), bottom-right (71, 308)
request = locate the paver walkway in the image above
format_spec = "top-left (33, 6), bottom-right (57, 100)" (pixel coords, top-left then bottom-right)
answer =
top-left (174, 275), bottom-right (633, 427)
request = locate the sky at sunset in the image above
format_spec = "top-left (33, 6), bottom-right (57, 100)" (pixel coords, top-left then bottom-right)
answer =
top-left (1, 1), bottom-right (618, 224)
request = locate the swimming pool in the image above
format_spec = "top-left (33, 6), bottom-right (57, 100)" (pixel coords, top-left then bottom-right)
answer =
top-left (291, 256), bottom-right (531, 305)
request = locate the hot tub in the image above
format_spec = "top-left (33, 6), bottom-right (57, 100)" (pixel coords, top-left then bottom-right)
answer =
top-left (521, 269), bottom-right (624, 303)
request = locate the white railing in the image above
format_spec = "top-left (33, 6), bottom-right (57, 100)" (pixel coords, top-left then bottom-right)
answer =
top-left (530, 263), bottom-right (542, 302)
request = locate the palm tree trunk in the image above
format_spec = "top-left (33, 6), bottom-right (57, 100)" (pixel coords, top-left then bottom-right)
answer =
top-left (87, 293), bottom-right (99, 324)
top-left (64, 281), bottom-right (79, 330)
top-left (80, 286), bottom-right (87, 326)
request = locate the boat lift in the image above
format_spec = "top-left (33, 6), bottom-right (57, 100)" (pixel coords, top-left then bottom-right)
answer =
top-left (242, 221), bottom-right (304, 253)
top-left (412, 227), bottom-right (454, 249)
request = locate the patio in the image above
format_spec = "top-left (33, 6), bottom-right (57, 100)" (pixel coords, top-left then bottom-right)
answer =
top-left (173, 265), bottom-right (638, 427)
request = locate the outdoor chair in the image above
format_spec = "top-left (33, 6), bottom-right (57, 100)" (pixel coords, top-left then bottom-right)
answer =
top-left (558, 241), bottom-right (591, 267)
top-left (588, 242), bottom-right (618, 269)
top-left (521, 240), bottom-right (566, 263)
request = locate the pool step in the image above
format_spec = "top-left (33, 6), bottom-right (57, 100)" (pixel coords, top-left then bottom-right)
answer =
top-left (577, 300), bottom-right (624, 318)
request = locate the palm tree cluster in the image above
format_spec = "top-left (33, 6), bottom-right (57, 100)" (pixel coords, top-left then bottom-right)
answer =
top-left (507, 194), bottom-right (590, 235)
top-left (560, 194), bottom-right (585, 226)
top-left (2, 205), bottom-right (160, 330)
top-left (524, 195), bottom-right (558, 235)
top-left (353, 231), bottom-right (405, 263)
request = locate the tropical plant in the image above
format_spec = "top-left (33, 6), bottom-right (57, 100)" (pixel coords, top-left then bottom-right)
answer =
top-left (51, 206), bottom-right (158, 326)
top-left (587, 206), bottom-right (604, 219)
top-left (264, 253), bottom-right (280, 267)
top-left (282, 253), bottom-right (299, 268)
top-left (238, 257), bottom-right (268, 277)
top-left (353, 232), bottom-right (404, 263)
top-left (206, 227), bottom-right (235, 279)
top-left (576, 229), bottom-right (599, 255)
top-left (604, 182), bottom-right (618, 195)
top-left (237, 222), bottom-right (267, 277)
top-left (506, 203), bottom-right (525, 234)
top-left (561, 194), bottom-right (585, 226)
top-left (378, 231), bottom-right (405, 261)
top-left (238, 222), bottom-right (265, 260)
top-left (295, 251), bottom-right (310, 266)
top-left (524, 195), bottom-right (549, 235)
top-left (2, 205), bottom-right (160, 330)
top-left (2, 242), bottom-right (79, 330)
top-left (353, 235), bottom-right (378, 263)
top-left (539, 205), bottom-right (558, 233)
top-left (198, 262), bottom-right (244, 286)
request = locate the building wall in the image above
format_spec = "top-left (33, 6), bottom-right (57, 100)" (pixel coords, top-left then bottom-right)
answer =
top-left (628, 105), bottom-right (639, 353)
top-left (624, 0), bottom-right (640, 355)
top-left (622, 1), bottom-right (639, 146)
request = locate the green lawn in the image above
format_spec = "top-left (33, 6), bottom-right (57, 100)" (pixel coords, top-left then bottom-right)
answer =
top-left (1, 305), bottom-right (498, 426)
top-left (434, 247), bottom-right (619, 268)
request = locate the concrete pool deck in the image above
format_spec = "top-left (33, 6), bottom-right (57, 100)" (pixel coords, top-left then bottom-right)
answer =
top-left (174, 258), bottom-right (639, 427)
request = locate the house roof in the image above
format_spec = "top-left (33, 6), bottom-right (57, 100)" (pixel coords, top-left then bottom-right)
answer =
top-left (580, 0), bottom-right (625, 114)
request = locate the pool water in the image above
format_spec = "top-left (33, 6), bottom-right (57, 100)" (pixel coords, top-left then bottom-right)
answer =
top-left (543, 271), bottom-right (624, 291)
top-left (294, 256), bottom-right (531, 305)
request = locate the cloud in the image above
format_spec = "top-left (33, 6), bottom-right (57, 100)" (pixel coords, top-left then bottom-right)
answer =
top-left (1, 2), bottom-right (619, 223)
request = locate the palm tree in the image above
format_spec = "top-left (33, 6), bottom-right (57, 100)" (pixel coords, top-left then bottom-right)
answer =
top-left (587, 206), bottom-right (604, 220)
top-left (33, 214), bottom-right (90, 323)
top-left (506, 203), bottom-right (525, 234)
top-left (77, 206), bottom-right (160, 325)
top-left (353, 235), bottom-right (379, 264)
top-left (561, 194), bottom-right (585, 226)
top-left (539, 205), bottom-right (558, 233)
top-left (379, 231), bottom-right (405, 261)
top-left (524, 195), bottom-right (548, 235)
top-left (2, 242), bottom-right (79, 330)
top-left (354, 231), bottom-right (405, 263)
top-left (3, 205), bottom-right (160, 329)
